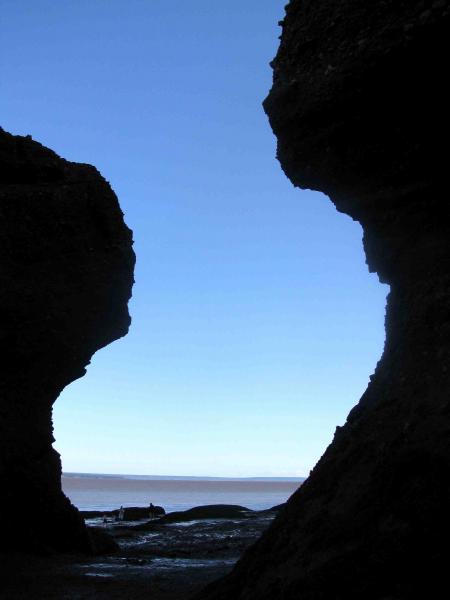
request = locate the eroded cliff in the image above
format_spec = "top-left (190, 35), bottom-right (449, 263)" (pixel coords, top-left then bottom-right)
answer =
top-left (0, 129), bottom-right (135, 552)
top-left (197, 1), bottom-right (450, 598)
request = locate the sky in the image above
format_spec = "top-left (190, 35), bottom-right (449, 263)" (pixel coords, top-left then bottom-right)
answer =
top-left (1, 1), bottom-right (388, 477)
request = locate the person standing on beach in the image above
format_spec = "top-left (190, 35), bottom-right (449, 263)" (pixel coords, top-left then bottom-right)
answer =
top-left (119, 506), bottom-right (125, 521)
top-left (149, 502), bottom-right (155, 519)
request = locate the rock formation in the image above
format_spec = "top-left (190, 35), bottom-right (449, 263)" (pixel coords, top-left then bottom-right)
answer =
top-left (0, 129), bottom-right (135, 552)
top-left (197, 1), bottom-right (450, 598)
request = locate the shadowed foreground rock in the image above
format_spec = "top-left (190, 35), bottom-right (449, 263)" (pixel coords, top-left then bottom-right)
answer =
top-left (0, 129), bottom-right (135, 553)
top-left (196, 1), bottom-right (450, 599)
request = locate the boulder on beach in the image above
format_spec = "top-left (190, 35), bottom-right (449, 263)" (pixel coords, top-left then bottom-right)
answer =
top-left (156, 504), bottom-right (252, 524)
top-left (81, 505), bottom-right (165, 521)
top-left (123, 506), bottom-right (165, 520)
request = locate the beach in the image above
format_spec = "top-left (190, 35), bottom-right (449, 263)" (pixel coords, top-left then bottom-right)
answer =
top-left (2, 475), bottom-right (303, 599)
top-left (3, 502), bottom-right (283, 599)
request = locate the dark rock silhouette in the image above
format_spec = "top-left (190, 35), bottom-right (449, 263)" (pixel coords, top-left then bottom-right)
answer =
top-left (142, 504), bottom-right (251, 525)
top-left (0, 128), bottom-right (135, 553)
top-left (82, 505), bottom-right (166, 520)
top-left (196, 1), bottom-right (450, 599)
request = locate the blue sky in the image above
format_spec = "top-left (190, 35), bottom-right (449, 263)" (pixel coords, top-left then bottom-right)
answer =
top-left (1, 1), bottom-right (388, 477)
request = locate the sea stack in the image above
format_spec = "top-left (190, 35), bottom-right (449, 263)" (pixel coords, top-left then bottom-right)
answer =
top-left (197, 1), bottom-right (450, 598)
top-left (0, 129), bottom-right (135, 552)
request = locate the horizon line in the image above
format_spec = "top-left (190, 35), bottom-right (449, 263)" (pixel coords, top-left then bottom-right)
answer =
top-left (62, 471), bottom-right (306, 481)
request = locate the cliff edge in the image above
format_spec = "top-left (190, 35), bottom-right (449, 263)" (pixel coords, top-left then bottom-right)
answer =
top-left (0, 129), bottom-right (135, 552)
top-left (196, 1), bottom-right (450, 598)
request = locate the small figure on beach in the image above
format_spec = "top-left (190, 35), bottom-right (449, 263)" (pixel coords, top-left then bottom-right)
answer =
top-left (149, 502), bottom-right (155, 519)
top-left (102, 514), bottom-right (108, 524)
top-left (119, 505), bottom-right (125, 521)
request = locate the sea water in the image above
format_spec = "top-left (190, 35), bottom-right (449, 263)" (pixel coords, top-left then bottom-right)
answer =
top-left (62, 473), bottom-right (303, 513)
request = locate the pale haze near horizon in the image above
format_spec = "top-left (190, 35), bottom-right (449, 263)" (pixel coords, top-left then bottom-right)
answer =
top-left (0, 1), bottom-right (388, 477)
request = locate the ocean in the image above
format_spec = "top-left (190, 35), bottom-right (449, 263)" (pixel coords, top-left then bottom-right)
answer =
top-left (62, 473), bottom-right (303, 513)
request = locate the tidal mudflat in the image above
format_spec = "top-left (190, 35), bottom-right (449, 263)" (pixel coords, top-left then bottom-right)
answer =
top-left (2, 504), bottom-right (278, 599)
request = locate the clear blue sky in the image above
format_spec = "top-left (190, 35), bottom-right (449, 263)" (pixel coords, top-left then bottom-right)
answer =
top-left (1, 1), bottom-right (388, 477)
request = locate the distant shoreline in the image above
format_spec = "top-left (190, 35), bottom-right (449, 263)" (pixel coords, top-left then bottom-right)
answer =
top-left (63, 472), bottom-right (305, 482)
top-left (62, 474), bottom-right (304, 514)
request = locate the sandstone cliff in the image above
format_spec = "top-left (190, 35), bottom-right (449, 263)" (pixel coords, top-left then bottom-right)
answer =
top-left (0, 129), bottom-right (135, 552)
top-left (197, 1), bottom-right (450, 598)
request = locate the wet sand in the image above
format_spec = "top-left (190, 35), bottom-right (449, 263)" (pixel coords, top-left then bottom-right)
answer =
top-left (1, 553), bottom-right (231, 600)
top-left (1, 506), bottom-right (276, 599)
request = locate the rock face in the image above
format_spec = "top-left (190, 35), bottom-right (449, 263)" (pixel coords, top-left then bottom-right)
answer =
top-left (0, 129), bottom-right (135, 552)
top-left (197, 2), bottom-right (450, 599)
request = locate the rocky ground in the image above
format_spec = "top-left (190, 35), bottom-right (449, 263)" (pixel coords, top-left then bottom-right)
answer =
top-left (0, 505), bottom-right (278, 599)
